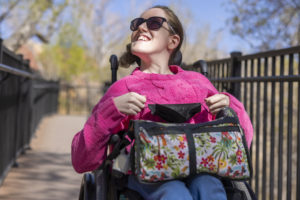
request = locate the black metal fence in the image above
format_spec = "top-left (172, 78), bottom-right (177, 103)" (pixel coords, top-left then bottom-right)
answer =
top-left (0, 39), bottom-right (59, 186)
top-left (58, 55), bottom-right (119, 115)
top-left (189, 46), bottom-right (300, 200)
top-left (58, 84), bottom-right (102, 115)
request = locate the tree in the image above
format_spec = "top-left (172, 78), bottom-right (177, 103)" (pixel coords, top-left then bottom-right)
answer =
top-left (2, 0), bottom-right (69, 51)
top-left (38, 23), bottom-right (101, 83)
top-left (0, 0), bottom-right (21, 23)
top-left (226, 0), bottom-right (300, 50)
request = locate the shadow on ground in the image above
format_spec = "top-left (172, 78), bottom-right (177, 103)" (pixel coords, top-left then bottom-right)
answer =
top-left (0, 150), bottom-right (82, 200)
top-left (0, 115), bottom-right (86, 200)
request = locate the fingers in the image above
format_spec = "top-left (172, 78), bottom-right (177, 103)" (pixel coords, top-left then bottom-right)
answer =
top-left (126, 103), bottom-right (143, 115)
top-left (126, 92), bottom-right (146, 115)
top-left (129, 92), bottom-right (146, 109)
top-left (205, 94), bottom-right (230, 115)
top-left (113, 92), bottom-right (147, 115)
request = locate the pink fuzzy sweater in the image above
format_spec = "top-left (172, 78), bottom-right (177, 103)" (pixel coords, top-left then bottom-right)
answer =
top-left (71, 66), bottom-right (253, 173)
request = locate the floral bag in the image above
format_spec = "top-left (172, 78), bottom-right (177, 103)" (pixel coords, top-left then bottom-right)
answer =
top-left (128, 105), bottom-right (252, 183)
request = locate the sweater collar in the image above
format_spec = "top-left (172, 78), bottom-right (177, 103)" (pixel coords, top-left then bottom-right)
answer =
top-left (131, 65), bottom-right (184, 80)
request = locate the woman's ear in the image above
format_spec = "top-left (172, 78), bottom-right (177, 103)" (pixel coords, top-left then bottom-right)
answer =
top-left (168, 34), bottom-right (180, 51)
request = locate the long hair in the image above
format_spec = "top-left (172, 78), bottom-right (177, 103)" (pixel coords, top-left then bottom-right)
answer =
top-left (119, 5), bottom-right (184, 68)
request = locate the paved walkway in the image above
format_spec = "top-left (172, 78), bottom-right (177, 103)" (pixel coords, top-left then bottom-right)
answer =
top-left (0, 115), bottom-right (87, 200)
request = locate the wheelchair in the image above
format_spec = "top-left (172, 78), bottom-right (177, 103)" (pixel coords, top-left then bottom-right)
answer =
top-left (78, 54), bottom-right (257, 200)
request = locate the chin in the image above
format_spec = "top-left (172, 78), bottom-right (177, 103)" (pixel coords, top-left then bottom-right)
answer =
top-left (131, 45), bottom-right (151, 57)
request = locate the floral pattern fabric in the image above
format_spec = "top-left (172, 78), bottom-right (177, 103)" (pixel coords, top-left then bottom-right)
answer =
top-left (134, 122), bottom-right (251, 183)
top-left (194, 130), bottom-right (250, 179)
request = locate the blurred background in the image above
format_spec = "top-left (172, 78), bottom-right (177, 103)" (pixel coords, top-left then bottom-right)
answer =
top-left (1, 0), bottom-right (299, 84)
top-left (0, 1), bottom-right (300, 199)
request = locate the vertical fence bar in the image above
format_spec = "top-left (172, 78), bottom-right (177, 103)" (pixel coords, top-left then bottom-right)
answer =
top-left (221, 62), bottom-right (225, 92)
top-left (226, 62), bottom-right (230, 91)
top-left (262, 56), bottom-right (268, 200)
top-left (212, 64), bottom-right (215, 80)
top-left (212, 63), bottom-right (216, 80)
top-left (297, 52), bottom-right (300, 200)
top-left (208, 64), bottom-right (212, 79)
top-left (255, 57), bottom-right (261, 197)
top-left (278, 55), bottom-right (284, 200)
top-left (249, 58), bottom-right (254, 188)
top-left (219, 63), bottom-right (223, 91)
top-left (269, 56), bottom-right (276, 200)
top-left (243, 60), bottom-right (248, 109)
top-left (230, 52), bottom-right (242, 100)
top-left (286, 54), bottom-right (293, 200)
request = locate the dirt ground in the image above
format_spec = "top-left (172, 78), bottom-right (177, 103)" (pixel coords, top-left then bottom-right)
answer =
top-left (0, 114), bottom-right (87, 200)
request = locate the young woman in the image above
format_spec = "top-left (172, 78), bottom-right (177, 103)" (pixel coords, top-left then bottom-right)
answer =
top-left (71, 5), bottom-right (253, 200)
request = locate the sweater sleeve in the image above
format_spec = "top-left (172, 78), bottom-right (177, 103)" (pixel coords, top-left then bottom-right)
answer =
top-left (71, 79), bottom-right (130, 173)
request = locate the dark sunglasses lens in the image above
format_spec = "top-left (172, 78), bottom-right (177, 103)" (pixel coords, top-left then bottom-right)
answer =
top-left (130, 18), bottom-right (144, 31)
top-left (147, 17), bottom-right (164, 30)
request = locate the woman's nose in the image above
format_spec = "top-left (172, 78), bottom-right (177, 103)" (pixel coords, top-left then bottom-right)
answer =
top-left (137, 21), bottom-right (148, 32)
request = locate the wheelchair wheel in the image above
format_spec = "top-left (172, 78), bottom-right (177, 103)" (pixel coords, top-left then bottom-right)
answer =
top-left (79, 173), bottom-right (96, 200)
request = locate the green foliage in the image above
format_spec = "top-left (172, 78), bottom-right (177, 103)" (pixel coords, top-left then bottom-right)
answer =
top-left (39, 23), bottom-right (100, 82)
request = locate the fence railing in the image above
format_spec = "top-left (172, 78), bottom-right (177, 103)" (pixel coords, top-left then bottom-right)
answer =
top-left (58, 55), bottom-right (119, 115)
top-left (58, 83), bottom-right (103, 115)
top-left (188, 46), bottom-right (300, 200)
top-left (0, 39), bottom-right (59, 186)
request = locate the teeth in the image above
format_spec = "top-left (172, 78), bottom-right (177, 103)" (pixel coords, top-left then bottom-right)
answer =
top-left (138, 35), bottom-right (149, 41)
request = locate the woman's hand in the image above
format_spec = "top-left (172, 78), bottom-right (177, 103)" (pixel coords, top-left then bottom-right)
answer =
top-left (113, 92), bottom-right (147, 115)
top-left (205, 94), bottom-right (230, 115)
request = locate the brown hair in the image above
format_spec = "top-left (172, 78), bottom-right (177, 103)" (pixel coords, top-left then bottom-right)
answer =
top-left (119, 5), bottom-right (185, 67)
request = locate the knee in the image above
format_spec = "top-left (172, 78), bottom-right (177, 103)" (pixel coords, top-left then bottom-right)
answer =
top-left (148, 180), bottom-right (192, 200)
top-left (188, 175), bottom-right (227, 200)
top-left (191, 174), bottom-right (223, 188)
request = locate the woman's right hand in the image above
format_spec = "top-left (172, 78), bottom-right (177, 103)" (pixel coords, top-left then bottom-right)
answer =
top-left (113, 92), bottom-right (147, 115)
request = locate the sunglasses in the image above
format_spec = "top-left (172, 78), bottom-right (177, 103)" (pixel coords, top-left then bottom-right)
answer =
top-left (130, 16), bottom-right (175, 34)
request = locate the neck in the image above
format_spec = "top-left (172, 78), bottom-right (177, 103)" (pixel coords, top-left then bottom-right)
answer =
top-left (138, 53), bottom-right (174, 74)
top-left (140, 61), bottom-right (173, 74)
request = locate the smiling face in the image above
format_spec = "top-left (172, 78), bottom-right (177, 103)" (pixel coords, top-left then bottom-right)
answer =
top-left (130, 8), bottom-right (178, 64)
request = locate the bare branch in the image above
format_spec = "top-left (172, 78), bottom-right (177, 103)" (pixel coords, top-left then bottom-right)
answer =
top-left (0, 0), bottom-right (21, 23)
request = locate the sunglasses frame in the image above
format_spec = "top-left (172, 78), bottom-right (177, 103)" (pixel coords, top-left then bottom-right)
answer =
top-left (130, 16), bottom-right (176, 34)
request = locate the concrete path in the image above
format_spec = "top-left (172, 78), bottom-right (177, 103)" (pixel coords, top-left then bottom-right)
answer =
top-left (0, 115), bottom-right (87, 200)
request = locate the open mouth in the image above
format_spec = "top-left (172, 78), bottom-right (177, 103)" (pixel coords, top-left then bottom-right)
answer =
top-left (137, 35), bottom-right (151, 41)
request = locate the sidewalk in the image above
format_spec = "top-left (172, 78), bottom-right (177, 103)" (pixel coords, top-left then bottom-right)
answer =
top-left (0, 114), bottom-right (87, 200)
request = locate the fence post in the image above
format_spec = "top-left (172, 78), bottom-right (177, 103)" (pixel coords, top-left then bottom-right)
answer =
top-left (230, 52), bottom-right (242, 100)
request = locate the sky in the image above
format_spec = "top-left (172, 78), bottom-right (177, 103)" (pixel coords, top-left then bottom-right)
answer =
top-left (106, 0), bottom-right (252, 54)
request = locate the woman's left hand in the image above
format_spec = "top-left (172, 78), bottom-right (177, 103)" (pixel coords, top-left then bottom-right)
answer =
top-left (205, 94), bottom-right (230, 115)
